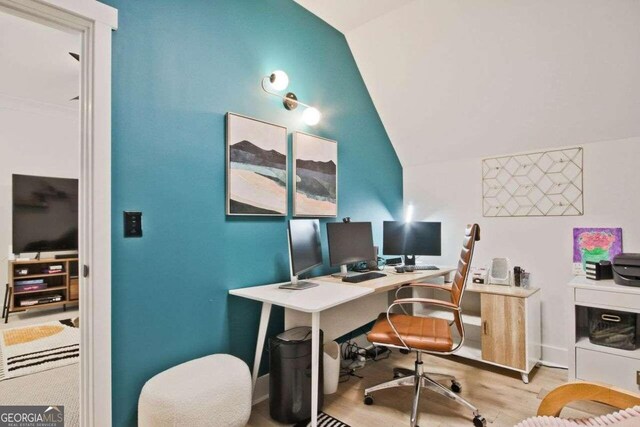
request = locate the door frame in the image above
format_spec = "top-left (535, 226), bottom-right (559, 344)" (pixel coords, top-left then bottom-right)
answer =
top-left (0, 0), bottom-right (117, 425)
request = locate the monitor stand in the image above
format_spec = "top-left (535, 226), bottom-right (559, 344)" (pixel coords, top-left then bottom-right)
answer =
top-left (279, 275), bottom-right (319, 290)
top-left (404, 254), bottom-right (416, 266)
top-left (330, 264), bottom-right (358, 278)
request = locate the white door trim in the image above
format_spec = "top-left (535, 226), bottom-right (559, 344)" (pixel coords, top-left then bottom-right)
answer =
top-left (0, 1), bottom-right (117, 426)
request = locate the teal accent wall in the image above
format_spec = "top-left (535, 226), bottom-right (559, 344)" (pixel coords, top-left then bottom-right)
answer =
top-left (104, 0), bottom-right (402, 424)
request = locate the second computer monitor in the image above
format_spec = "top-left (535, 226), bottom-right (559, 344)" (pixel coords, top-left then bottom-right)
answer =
top-left (326, 222), bottom-right (374, 274)
top-left (383, 221), bottom-right (441, 264)
top-left (288, 219), bottom-right (323, 277)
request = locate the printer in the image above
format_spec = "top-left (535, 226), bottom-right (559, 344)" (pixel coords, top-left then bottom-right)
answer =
top-left (612, 253), bottom-right (640, 287)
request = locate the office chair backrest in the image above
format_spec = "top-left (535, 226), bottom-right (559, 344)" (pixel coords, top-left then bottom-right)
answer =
top-left (450, 224), bottom-right (480, 332)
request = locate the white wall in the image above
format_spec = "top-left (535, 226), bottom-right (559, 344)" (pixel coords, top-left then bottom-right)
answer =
top-left (404, 137), bottom-right (640, 366)
top-left (346, 0), bottom-right (640, 167)
top-left (0, 94), bottom-right (79, 284)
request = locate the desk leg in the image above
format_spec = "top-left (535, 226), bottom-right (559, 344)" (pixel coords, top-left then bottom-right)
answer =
top-left (252, 302), bottom-right (272, 394)
top-left (311, 311), bottom-right (320, 427)
top-left (444, 270), bottom-right (454, 283)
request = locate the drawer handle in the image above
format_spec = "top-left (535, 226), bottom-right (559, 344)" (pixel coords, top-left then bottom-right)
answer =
top-left (601, 314), bottom-right (621, 322)
top-left (637, 371), bottom-right (640, 386)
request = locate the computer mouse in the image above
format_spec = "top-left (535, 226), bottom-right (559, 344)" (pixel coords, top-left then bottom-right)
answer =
top-left (394, 266), bottom-right (405, 273)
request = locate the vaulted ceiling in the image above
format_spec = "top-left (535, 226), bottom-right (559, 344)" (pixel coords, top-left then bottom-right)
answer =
top-left (296, 0), bottom-right (640, 167)
top-left (294, 0), bottom-right (414, 34)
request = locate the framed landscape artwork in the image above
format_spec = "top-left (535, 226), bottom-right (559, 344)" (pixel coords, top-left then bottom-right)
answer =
top-left (293, 132), bottom-right (337, 217)
top-left (226, 113), bottom-right (288, 216)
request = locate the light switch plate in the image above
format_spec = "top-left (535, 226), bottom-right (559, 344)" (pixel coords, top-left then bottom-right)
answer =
top-left (124, 211), bottom-right (142, 238)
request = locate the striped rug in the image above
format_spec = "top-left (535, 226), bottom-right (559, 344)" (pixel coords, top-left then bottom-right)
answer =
top-left (294, 412), bottom-right (350, 427)
top-left (0, 319), bottom-right (79, 381)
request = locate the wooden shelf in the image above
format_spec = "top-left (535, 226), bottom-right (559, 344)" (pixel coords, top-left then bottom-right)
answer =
top-left (13, 286), bottom-right (68, 296)
top-left (5, 258), bottom-right (79, 323)
top-left (11, 257), bottom-right (77, 265)
top-left (16, 300), bottom-right (70, 310)
top-left (13, 272), bottom-right (67, 280)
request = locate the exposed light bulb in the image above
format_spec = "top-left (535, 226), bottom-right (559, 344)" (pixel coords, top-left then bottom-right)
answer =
top-left (405, 204), bottom-right (414, 222)
top-left (269, 70), bottom-right (289, 91)
top-left (302, 107), bottom-right (321, 126)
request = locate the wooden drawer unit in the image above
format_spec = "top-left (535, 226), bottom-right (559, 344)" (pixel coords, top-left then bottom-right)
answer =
top-left (417, 283), bottom-right (541, 383)
top-left (576, 348), bottom-right (640, 392)
top-left (481, 294), bottom-right (526, 371)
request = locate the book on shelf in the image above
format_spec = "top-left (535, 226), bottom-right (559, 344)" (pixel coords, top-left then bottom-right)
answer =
top-left (15, 283), bottom-right (48, 292)
top-left (19, 294), bottom-right (63, 307)
top-left (15, 278), bottom-right (45, 286)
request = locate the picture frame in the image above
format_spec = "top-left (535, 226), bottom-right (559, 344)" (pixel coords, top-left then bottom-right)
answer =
top-left (572, 227), bottom-right (623, 275)
top-left (293, 132), bottom-right (338, 217)
top-left (226, 113), bottom-right (288, 216)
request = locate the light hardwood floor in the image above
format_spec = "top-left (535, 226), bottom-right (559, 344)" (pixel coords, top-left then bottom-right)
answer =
top-left (248, 351), bottom-right (611, 427)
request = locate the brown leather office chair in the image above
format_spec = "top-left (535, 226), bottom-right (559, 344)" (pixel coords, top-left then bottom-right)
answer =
top-left (365, 224), bottom-right (485, 427)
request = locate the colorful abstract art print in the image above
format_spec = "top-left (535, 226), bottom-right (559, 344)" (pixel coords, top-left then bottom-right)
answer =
top-left (572, 228), bottom-right (623, 275)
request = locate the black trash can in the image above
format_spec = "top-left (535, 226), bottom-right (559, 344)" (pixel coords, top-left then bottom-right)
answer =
top-left (269, 326), bottom-right (324, 423)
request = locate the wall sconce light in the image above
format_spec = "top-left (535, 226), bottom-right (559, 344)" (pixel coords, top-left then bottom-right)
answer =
top-left (261, 70), bottom-right (322, 126)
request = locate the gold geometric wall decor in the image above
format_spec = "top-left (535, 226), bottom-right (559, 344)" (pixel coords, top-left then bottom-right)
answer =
top-left (482, 147), bottom-right (583, 217)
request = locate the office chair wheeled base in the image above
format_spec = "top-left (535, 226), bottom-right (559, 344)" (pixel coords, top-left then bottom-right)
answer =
top-left (363, 353), bottom-right (486, 427)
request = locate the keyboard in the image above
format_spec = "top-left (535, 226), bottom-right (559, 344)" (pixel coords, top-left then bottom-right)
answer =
top-left (413, 265), bottom-right (439, 270)
top-left (342, 272), bottom-right (387, 283)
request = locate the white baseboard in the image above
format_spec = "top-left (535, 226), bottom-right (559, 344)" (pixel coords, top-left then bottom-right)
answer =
top-left (253, 374), bottom-right (270, 405)
top-left (540, 344), bottom-right (568, 368)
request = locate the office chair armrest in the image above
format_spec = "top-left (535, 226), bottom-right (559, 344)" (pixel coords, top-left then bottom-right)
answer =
top-left (392, 297), bottom-right (459, 310)
top-left (410, 282), bottom-right (453, 291)
top-left (396, 282), bottom-right (452, 299)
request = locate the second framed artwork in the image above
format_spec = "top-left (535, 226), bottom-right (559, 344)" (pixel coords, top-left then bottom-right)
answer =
top-left (293, 132), bottom-right (338, 217)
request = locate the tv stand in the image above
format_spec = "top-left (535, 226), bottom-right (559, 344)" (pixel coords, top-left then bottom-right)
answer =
top-left (3, 258), bottom-right (79, 323)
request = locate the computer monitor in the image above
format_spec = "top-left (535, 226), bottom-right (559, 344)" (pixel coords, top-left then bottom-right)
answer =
top-left (283, 219), bottom-right (323, 289)
top-left (383, 221), bottom-right (441, 265)
top-left (326, 221), bottom-right (374, 277)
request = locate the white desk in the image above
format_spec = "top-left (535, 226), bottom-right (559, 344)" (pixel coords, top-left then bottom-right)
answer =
top-left (229, 266), bottom-right (455, 427)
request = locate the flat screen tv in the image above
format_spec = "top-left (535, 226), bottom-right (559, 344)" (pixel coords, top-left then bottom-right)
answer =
top-left (12, 174), bottom-right (79, 254)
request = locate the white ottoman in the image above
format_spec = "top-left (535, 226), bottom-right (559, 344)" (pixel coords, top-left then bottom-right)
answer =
top-left (138, 354), bottom-right (252, 427)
